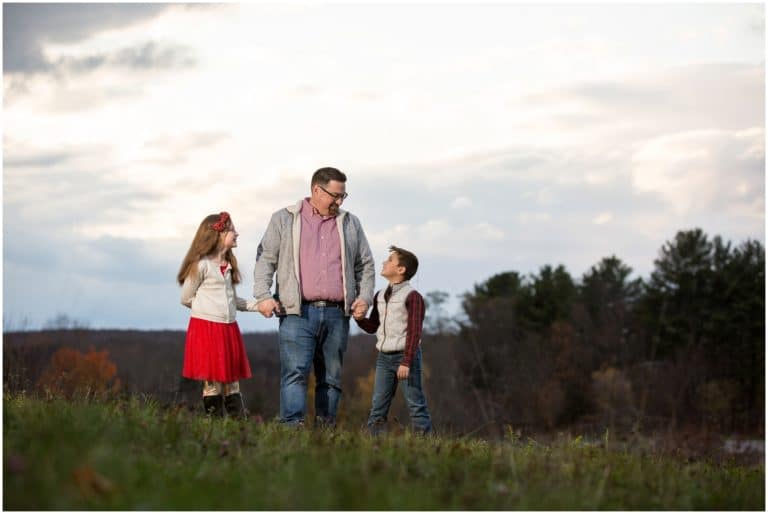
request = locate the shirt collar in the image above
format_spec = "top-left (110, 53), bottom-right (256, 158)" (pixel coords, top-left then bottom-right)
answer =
top-left (301, 198), bottom-right (315, 216)
top-left (301, 197), bottom-right (339, 220)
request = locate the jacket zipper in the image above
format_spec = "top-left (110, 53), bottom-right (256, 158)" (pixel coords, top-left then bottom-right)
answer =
top-left (381, 292), bottom-right (389, 347)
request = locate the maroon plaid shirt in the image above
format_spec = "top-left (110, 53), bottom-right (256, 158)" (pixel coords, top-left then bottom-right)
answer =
top-left (355, 286), bottom-right (425, 368)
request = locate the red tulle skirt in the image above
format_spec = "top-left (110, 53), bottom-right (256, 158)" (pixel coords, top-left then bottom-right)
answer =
top-left (182, 317), bottom-right (252, 382)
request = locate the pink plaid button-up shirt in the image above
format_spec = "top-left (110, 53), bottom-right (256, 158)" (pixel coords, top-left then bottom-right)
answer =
top-left (299, 198), bottom-right (344, 302)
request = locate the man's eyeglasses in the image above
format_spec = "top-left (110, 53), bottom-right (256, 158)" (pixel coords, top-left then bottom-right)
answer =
top-left (318, 185), bottom-right (349, 201)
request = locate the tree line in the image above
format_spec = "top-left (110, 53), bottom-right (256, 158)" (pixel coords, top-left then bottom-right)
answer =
top-left (425, 228), bottom-right (764, 435)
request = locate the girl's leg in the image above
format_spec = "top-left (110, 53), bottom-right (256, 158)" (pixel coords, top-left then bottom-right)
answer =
top-left (202, 381), bottom-right (225, 417)
top-left (203, 381), bottom-right (221, 397)
top-left (223, 382), bottom-right (248, 419)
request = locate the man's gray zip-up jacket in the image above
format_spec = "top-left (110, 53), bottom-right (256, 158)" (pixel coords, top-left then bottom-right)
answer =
top-left (253, 200), bottom-right (376, 316)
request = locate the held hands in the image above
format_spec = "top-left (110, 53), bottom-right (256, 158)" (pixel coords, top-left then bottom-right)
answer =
top-left (350, 298), bottom-right (368, 320)
top-left (257, 298), bottom-right (282, 318)
top-left (397, 365), bottom-right (410, 380)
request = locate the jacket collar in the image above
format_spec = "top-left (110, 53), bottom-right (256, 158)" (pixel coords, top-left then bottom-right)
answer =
top-left (387, 280), bottom-right (411, 294)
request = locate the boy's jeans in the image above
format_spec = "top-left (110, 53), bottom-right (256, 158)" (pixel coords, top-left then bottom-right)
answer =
top-left (368, 348), bottom-right (432, 434)
top-left (279, 304), bottom-right (349, 426)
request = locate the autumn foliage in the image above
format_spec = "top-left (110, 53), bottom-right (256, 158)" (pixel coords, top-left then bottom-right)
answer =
top-left (37, 347), bottom-right (120, 399)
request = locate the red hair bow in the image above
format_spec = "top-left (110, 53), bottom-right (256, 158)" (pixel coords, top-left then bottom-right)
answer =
top-left (211, 211), bottom-right (230, 232)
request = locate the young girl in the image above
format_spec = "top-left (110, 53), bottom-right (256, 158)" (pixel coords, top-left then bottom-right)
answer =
top-left (177, 211), bottom-right (258, 418)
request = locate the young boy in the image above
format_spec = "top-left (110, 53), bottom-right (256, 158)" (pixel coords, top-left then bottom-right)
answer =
top-left (354, 245), bottom-right (433, 434)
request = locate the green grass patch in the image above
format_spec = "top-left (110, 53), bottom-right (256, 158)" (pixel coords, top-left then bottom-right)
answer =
top-left (3, 395), bottom-right (764, 510)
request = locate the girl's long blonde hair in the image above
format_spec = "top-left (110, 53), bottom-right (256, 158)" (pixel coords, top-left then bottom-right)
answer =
top-left (177, 212), bottom-right (241, 285)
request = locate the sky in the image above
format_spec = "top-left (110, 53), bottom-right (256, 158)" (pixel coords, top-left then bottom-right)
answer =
top-left (2, 2), bottom-right (765, 333)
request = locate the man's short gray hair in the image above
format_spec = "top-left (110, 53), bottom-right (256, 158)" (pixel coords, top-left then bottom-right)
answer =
top-left (311, 167), bottom-right (347, 187)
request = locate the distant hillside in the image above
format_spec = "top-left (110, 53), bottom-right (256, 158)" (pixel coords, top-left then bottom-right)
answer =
top-left (3, 328), bottom-right (383, 424)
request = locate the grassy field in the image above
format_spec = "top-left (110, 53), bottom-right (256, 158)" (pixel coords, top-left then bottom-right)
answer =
top-left (3, 394), bottom-right (764, 510)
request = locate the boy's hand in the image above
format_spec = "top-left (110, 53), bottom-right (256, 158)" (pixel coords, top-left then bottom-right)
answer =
top-left (352, 310), bottom-right (365, 320)
top-left (397, 365), bottom-right (410, 380)
top-left (350, 298), bottom-right (368, 318)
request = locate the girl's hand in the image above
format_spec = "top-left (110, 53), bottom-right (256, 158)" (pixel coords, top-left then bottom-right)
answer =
top-left (257, 299), bottom-right (281, 318)
top-left (397, 365), bottom-right (410, 380)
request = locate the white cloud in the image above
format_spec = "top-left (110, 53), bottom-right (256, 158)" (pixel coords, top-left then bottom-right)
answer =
top-left (518, 212), bottom-right (552, 225)
top-left (631, 127), bottom-right (764, 216)
top-left (584, 171), bottom-right (616, 185)
top-left (452, 197), bottom-right (472, 209)
top-left (593, 212), bottom-right (614, 225)
top-left (368, 219), bottom-right (506, 261)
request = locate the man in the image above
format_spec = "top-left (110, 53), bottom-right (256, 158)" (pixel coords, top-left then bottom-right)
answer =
top-left (253, 167), bottom-right (375, 426)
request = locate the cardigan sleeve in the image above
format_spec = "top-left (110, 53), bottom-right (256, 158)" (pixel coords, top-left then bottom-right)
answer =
top-left (235, 292), bottom-right (259, 312)
top-left (180, 260), bottom-right (206, 308)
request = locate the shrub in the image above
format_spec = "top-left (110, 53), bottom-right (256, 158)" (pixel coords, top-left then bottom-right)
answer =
top-left (37, 347), bottom-right (120, 399)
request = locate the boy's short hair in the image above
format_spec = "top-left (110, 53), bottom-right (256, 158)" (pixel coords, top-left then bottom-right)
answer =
top-left (389, 245), bottom-right (418, 280)
top-left (311, 167), bottom-right (347, 187)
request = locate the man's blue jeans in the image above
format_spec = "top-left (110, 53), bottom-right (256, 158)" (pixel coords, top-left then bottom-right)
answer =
top-left (278, 304), bottom-right (349, 426)
top-left (368, 348), bottom-right (432, 434)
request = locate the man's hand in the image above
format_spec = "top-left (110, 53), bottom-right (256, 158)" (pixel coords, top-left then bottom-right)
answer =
top-left (397, 365), bottom-right (410, 380)
top-left (350, 298), bottom-right (368, 319)
top-left (257, 298), bottom-right (281, 318)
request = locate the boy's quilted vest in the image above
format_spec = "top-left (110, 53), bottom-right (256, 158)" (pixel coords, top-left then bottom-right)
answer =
top-left (375, 281), bottom-right (414, 352)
